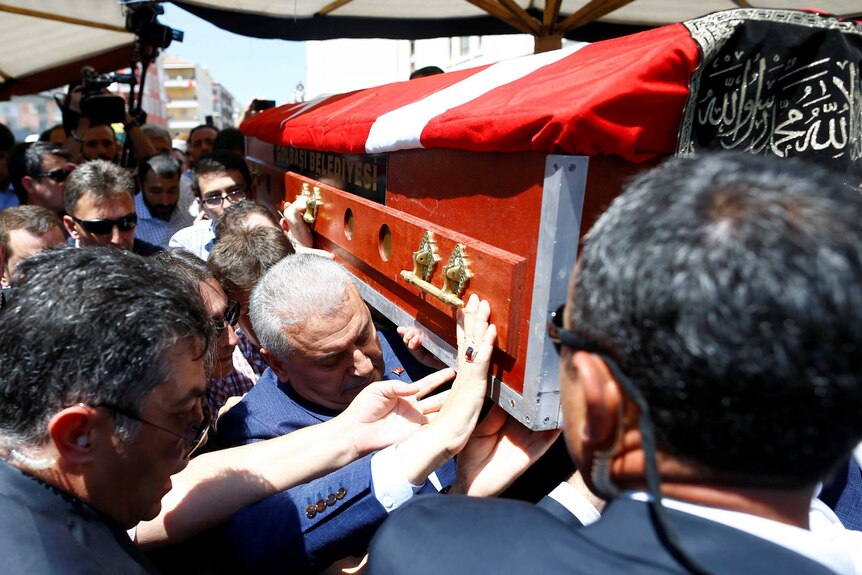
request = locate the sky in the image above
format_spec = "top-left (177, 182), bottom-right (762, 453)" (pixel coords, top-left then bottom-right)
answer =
top-left (160, 4), bottom-right (307, 110)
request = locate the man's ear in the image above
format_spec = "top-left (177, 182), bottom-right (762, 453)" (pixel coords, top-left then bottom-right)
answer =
top-left (0, 242), bottom-right (7, 287)
top-left (571, 351), bottom-right (623, 451)
top-left (47, 405), bottom-right (97, 464)
top-left (62, 215), bottom-right (80, 241)
top-left (21, 175), bottom-right (37, 196)
top-left (260, 347), bottom-right (290, 381)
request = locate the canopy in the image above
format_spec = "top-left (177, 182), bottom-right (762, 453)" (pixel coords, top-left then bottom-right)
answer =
top-left (0, 0), bottom-right (136, 100)
top-left (3, 1), bottom-right (859, 100)
top-left (175, 0), bottom-right (861, 50)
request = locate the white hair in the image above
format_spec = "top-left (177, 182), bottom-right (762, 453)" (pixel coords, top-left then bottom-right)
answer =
top-left (250, 254), bottom-right (355, 359)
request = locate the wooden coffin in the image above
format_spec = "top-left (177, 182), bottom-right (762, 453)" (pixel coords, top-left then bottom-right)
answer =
top-left (243, 9), bottom-right (862, 429)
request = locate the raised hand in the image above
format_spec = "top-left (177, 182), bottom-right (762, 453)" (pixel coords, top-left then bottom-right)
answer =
top-left (451, 405), bottom-right (561, 497)
top-left (393, 294), bottom-right (497, 484)
top-left (339, 368), bottom-right (455, 457)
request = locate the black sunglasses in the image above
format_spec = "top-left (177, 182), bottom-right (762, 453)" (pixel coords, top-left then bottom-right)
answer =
top-left (72, 213), bottom-right (137, 235)
top-left (546, 303), bottom-right (711, 574)
top-left (213, 300), bottom-right (241, 339)
top-left (34, 167), bottom-right (73, 182)
top-left (95, 401), bottom-right (211, 460)
top-left (547, 304), bottom-right (604, 355)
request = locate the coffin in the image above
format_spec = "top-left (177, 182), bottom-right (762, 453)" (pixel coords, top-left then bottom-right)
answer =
top-left (242, 9), bottom-right (862, 429)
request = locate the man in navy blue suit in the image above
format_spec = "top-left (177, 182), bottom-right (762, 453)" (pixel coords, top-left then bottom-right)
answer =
top-left (214, 254), bottom-right (472, 572)
top-left (369, 154), bottom-right (862, 575)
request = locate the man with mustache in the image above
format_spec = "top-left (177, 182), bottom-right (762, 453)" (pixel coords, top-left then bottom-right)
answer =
top-left (214, 254), bottom-right (459, 573)
top-left (134, 155), bottom-right (194, 248)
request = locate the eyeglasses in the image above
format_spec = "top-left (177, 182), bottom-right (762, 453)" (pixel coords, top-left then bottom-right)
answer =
top-left (545, 303), bottom-right (711, 574)
top-left (72, 213), bottom-right (137, 235)
top-left (547, 304), bottom-right (602, 355)
top-left (201, 187), bottom-right (246, 207)
top-left (213, 299), bottom-right (241, 339)
top-left (34, 167), bottom-right (74, 182)
top-left (95, 401), bottom-right (211, 460)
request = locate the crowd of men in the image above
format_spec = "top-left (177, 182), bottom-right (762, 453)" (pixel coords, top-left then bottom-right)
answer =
top-left (0, 109), bottom-right (861, 575)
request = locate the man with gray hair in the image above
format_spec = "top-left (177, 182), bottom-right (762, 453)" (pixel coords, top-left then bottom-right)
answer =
top-left (63, 159), bottom-right (161, 256)
top-left (0, 247), bottom-right (214, 572)
top-left (213, 254), bottom-right (464, 572)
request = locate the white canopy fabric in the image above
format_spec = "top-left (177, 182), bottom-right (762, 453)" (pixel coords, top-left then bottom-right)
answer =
top-left (0, 0), bottom-right (135, 100)
top-left (2, 0), bottom-right (859, 99)
top-left (177, 0), bottom-right (860, 25)
top-left (174, 0), bottom-right (862, 46)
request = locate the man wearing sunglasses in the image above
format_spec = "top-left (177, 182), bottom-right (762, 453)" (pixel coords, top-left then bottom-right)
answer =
top-left (0, 247), bottom-right (214, 573)
top-left (7, 141), bottom-right (72, 217)
top-left (369, 153), bottom-right (862, 575)
top-left (170, 150), bottom-right (252, 259)
top-left (62, 159), bottom-right (161, 256)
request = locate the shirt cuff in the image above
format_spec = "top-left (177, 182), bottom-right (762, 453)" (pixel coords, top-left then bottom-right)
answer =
top-left (547, 481), bottom-right (602, 526)
top-left (370, 444), bottom-right (423, 513)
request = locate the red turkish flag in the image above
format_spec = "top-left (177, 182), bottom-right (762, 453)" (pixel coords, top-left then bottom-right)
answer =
top-left (242, 23), bottom-right (699, 163)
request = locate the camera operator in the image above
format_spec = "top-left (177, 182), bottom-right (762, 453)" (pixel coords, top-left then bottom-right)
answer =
top-left (59, 73), bottom-right (156, 167)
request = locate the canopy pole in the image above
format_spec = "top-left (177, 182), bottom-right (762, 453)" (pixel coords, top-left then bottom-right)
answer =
top-left (534, 32), bottom-right (563, 53)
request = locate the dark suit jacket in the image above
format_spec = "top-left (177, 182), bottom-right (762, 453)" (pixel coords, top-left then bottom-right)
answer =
top-left (215, 328), bottom-right (456, 574)
top-left (0, 461), bottom-right (158, 574)
top-left (367, 495), bottom-right (836, 575)
top-left (819, 456), bottom-right (862, 530)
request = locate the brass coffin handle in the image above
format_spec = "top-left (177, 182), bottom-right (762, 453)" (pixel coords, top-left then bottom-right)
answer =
top-left (297, 183), bottom-right (323, 224)
top-left (400, 231), bottom-right (473, 309)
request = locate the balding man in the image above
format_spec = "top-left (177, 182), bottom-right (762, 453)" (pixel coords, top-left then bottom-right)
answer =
top-left (213, 255), bottom-right (544, 573)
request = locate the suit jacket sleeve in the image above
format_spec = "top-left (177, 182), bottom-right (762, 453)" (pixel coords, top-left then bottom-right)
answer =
top-left (223, 453), bottom-right (388, 574)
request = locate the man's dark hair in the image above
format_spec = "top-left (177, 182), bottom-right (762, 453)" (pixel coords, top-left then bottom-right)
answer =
top-left (0, 247), bottom-right (214, 448)
top-left (64, 159), bottom-right (133, 215)
top-left (410, 66), bottom-right (444, 80)
top-left (191, 150), bottom-right (252, 199)
top-left (38, 124), bottom-right (64, 143)
top-left (188, 124), bottom-right (216, 145)
top-left (572, 153), bottom-right (862, 486)
top-left (214, 199), bottom-right (278, 239)
top-left (152, 249), bottom-right (220, 374)
top-left (0, 205), bottom-right (62, 247)
top-left (214, 127), bottom-right (245, 156)
top-left (138, 154), bottom-right (181, 187)
top-left (209, 225), bottom-right (294, 299)
top-left (8, 142), bottom-right (69, 203)
top-left (0, 122), bottom-right (14, 152)
top-left (152, 248), bottom-right (215, 287)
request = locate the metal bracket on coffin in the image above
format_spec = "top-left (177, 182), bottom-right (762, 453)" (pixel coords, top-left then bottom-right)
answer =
top-left (297, 182), bottom-right (323, 224)
top-left (399, 231), bottom-right (473, 308)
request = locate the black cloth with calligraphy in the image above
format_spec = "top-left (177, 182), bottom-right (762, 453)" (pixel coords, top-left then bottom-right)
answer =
top-left (679, 10), bottom-right (862, 185)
